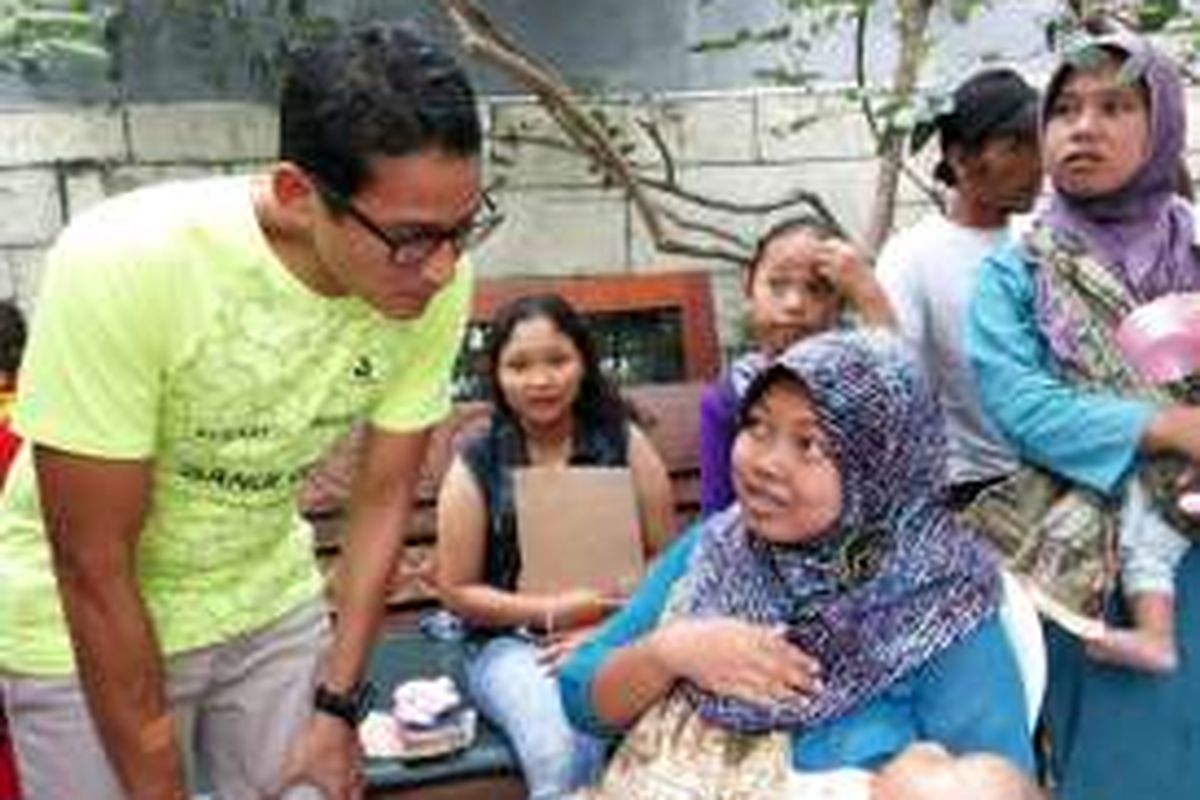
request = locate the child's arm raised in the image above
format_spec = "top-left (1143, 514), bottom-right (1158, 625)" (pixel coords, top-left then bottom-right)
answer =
top-left (815, 240), bottom-right (898, 329)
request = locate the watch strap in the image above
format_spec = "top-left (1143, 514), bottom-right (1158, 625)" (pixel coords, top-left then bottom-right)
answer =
top-left (313, 681), bottom-right (375, 728)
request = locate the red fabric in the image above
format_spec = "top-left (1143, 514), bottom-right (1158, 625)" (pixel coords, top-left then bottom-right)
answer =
top-left (0, 723), bottom-right (18, 800)
top-left (0, 421), bottom-right (20, 797)
top-left (0, 422), bottom-right (19, 484)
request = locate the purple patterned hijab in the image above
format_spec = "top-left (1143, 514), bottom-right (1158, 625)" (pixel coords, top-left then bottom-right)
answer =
top-left (682, 330), bottom-right (1000, 734)
top-left (1036, 33), bottom-right (1200, 360)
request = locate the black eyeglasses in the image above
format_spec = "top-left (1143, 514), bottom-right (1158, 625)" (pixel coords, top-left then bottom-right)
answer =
top-left (315, 179), bottom-right (503, 266)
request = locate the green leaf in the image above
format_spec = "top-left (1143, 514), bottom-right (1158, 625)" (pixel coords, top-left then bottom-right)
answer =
top-left (947, 0), bottom-right (986, 25)
top-left (752, 66), bottom-right (820, 87)
top-left (690, 27), bottom-right (754, 53)
top-left (0, 0), bottom-right (109, 78)
top-left (691, 23), bottom-right (792, 54)
top-left (1139, 0), bottom-right (1182, 32)
top-left (752, 23), bottom-right (791, 44)
top-left (768, 112), bottom-right (820, 136)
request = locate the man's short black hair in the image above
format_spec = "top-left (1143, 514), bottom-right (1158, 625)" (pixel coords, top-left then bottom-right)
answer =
top-left (279, 23), bottom-right (482, 198)
top-left (912, 68), bottom-right (1039, 187)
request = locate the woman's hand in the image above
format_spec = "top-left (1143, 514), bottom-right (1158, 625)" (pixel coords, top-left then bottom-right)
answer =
top-left (537, 623), bottom-right (602, 672)
top-left (1144, 405), bottom-right (1200, 465)
top-left (648, 617), bottom-right (822, 707)
top-left (530, 592), bottom-right (623, 673)
top-left (548, 588), bottom-right (625, 633)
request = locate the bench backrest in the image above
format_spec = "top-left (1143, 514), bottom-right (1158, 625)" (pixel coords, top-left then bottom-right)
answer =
top-left (302, 381), bottom-right (705, 540)
top-left (302, 381), bottom-right (707, 608)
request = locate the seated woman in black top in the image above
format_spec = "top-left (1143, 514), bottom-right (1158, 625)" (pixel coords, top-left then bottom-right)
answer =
top-left (436, 293), bottom-right (675, 799)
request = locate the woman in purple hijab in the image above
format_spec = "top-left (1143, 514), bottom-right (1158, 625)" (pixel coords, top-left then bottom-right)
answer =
top-left (560, 330), bottom-right (1031, 798)
top-left (968, 31), bottom-right (1200, 799)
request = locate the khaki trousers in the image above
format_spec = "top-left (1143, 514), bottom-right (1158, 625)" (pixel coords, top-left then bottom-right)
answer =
top-left (1, 600), bottom-right (330, 800)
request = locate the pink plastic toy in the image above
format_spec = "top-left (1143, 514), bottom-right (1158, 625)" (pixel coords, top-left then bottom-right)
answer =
top-left (1116, 292), bottom-right (1200, 515)
top-left (1116, 292), bottom-right (1200, 383)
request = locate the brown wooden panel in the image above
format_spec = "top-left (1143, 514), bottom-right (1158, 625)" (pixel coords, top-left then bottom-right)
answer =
top-left (471, 270), bottom-right (720, 381)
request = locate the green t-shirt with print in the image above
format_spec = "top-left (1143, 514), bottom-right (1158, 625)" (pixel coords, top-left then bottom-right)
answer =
top-left (0, 176), bottom-right (471, 675)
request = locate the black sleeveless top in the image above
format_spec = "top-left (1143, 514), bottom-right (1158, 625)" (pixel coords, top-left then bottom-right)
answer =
top-left (460, 410), bottom-right (630, 592)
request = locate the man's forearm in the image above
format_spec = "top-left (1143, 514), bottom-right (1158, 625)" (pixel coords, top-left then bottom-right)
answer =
top-left (57, 572), bottom-right (187, 800)
top-left (34, 446), bottom-right (182, 799)
top-left (320, 502), bottom-right (406, 692)
top-left (318, 427), bottom-right (429, 694)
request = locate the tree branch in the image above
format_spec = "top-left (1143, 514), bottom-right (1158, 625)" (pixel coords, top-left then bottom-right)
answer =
top-left (853, 3), bottom-right (938, 208)
top-left (855, 0), bottom-right (939, 255)
top-left (638, 176), bottom-right (841, 229)
top-left (635, 116), bottom-right (677, 186)
top-left (436, 0), bottom-right (845, 265)
top-left (489, 123), bottom-right (840, 228)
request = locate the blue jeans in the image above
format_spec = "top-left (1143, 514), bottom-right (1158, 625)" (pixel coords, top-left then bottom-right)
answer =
top-left (467, 635), bottom-right (605, 800)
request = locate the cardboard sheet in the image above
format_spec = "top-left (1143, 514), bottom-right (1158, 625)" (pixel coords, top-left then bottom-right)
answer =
top-left (514, 465), bottom-right (645, 595)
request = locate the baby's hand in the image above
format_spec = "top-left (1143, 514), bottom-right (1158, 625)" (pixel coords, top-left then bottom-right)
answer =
top-left (1176, 465), bottom-right (1200, 516)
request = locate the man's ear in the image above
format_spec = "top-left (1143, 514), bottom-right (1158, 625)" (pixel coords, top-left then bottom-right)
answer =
top-left (942, 142), bottom-right (970, 179)
top-left (268, 162), bottom-right (322, 223)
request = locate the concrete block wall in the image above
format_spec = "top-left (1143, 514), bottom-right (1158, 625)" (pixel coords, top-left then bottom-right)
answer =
top-left (479, 89), bottom-right (905, 351)
top-left (0, 89), bottom-right (926, 354)
top-left (0, 101), bottom-right (279, 317)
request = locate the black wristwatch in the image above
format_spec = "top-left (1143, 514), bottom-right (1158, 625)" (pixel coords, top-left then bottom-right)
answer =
top-left (314, 681), bottom-right (376, 728)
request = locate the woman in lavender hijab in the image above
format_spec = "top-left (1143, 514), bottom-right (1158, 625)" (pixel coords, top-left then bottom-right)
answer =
top-left (969, 31), bottom-right (1200, 798)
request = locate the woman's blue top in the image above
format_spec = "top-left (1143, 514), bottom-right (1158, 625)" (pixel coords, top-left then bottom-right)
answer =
top-left (559, 525), bottom-right (1034, 773)
top-left (966, 241), bottom-right (1158, 495)
top-left (967, 239), bottom-right (1200, 800)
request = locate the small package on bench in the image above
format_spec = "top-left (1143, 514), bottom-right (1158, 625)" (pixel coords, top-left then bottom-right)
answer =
top-left (359, 676), bottom-right (477, 761)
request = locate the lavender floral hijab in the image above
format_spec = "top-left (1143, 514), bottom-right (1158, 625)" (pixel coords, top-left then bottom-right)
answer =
top-left (682, 330), bottom-right (999, 734)
top-left (1036, 33), bottom-right (1200, 360)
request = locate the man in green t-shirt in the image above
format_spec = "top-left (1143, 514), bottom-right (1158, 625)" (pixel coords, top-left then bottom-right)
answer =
top-left (0, 24), bottom-right (492, 800)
